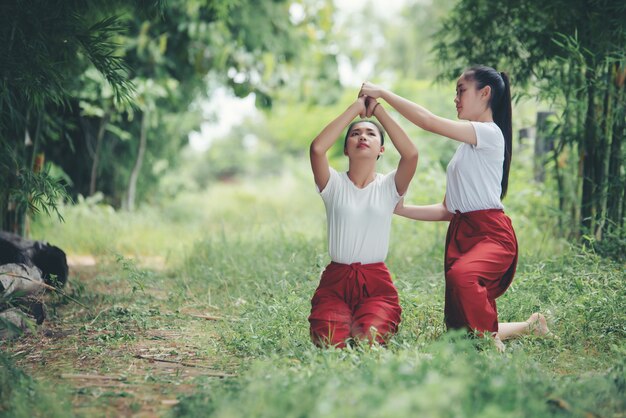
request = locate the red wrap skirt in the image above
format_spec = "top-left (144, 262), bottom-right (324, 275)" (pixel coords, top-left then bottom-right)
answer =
top-left (444, 209), bottom-right (518, 334)
top-left (308, 261), bottom-right (402, 348)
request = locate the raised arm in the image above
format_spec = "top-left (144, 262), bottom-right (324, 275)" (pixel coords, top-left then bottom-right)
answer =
top-left (310, 97), bottom-right (366, 191)
top-left (394, 197), bottom-right (453, 222)
top-left (371, 102), bottom-right (418, 196)
top-left (360, 82), bottom-right (477, 146)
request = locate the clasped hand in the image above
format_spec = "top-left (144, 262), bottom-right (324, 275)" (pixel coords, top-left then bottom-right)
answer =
top-left (357, 81), bottom-right (384, 119)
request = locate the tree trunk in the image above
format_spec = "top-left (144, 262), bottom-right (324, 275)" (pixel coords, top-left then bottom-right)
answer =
top-left (594, 63), bottom-right (613, 239)
top-left (621, 181), bottom-right (626, 233)
top-left (552, 146), bottom-right (565, 231)
top-left (0, 21), bottom-right (19, 233)
top-left (89, 110), bottom-right (110, 196)
top-left (126, 110), bottom-right (148, 212)
top-left (581, 68), bottom-right (596, 235)
top-left (606, 63), bottom-right (625, 235)
top-left (535, 111), bottom-right (555, 182)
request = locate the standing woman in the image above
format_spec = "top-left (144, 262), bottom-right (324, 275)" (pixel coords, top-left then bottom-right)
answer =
top-left (309, 94), bottom-right (418, 348)
top-left (360, 66), bottom-right (548, 351)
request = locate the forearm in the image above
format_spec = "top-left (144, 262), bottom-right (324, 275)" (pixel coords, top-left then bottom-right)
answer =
top-left (380, 90), bottom-right (436, 133)
top-left (310, 102), bottom-right (361, 155)
top-left (379, 89), bottom-right (476, 144)
top-left (395, 203), bottom-right (452, 221)
top-left (373, 105), bottom-right (418, 161)
top-left (374, 104), bottom-right (418, 196)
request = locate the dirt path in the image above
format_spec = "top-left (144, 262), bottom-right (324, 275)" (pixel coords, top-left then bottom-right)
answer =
top-left (3, 259), bottom-right (236, 417)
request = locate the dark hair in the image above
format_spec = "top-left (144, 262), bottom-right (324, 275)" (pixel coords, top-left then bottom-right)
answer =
top-left (343, 119), bottom-right (385, 150)
top-left (463, 65), bottom-right (512, 199)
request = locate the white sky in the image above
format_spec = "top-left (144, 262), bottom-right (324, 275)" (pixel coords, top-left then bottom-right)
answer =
top-left (188, 0), bottom-right (409, 152)
top-left (188, 87), bottom-right (257, 152)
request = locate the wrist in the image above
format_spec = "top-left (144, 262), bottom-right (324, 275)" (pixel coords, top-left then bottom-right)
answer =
top-left (351, 100), bottom-right (364, 114)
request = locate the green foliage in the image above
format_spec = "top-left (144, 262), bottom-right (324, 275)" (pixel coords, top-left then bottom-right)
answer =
top-left (76, 16), bottom-right (136, 107)
top-left (261, 93), bottom-right (353, 156)
top-left (587, 230), bottom-right (626, 262)
top-left (0, 1), bottom-right (145, 231)
top-left (0, 145), bottom-right (71, 234)
top-left (9, 163), bottom-right (70, 222)
top-left (433, 0), bottom-right (626, 246)
top-left (1, 0), bottom-right (339, 229)
top-left (376, 0), bottom-right (458, 80)
top-left (32, 192), bottom-right (198, 256)
top-left (115, 254), bottom-right (148, 294)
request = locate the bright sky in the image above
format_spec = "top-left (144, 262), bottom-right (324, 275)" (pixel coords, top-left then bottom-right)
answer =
top-left (188, 0), bottom-right (409, 152)
top-left (188, 87), bottom-right (257, 152)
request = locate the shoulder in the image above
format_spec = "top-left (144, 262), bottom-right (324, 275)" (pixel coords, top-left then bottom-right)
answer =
top-left (471, 121), bottom-right (502, 137)
top-left (379, 170), bottom-right (401, 197)
top-left (471, 122), bottom-right (503, 150)
top-left (379, 170), bottom-right (397, 182)
top-left (319, 167), bottom-right (341, 195)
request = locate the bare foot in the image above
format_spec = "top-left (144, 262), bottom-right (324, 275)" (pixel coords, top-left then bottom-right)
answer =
top-left (526, 313), bottom-right (549, 336)
top-left (493, 334), bottom-right (506, 353)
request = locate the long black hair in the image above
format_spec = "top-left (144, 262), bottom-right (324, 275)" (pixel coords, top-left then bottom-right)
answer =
top-left (463, 65), bottom-right (512, 199)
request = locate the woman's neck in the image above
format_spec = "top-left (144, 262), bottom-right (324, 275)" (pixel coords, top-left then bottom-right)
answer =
top-left (347, 161), bottom-right (377, 188)
top-left (475, 107), bottom-right (494, 123)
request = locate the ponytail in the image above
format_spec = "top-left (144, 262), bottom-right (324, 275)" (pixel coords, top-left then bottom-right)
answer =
top-left (463, 66), bottom-right (513, 199)
top-left (495, 71), bottom-right (512, 199)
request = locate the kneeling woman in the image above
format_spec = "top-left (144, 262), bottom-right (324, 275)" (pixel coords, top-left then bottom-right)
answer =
top-left (308, 95), bottom-right (418, 348)
top-left (361, 66), bottom-right (549, 351)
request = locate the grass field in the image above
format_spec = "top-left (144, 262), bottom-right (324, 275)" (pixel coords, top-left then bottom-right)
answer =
top-left (1, 129), bottom-right (625, 417)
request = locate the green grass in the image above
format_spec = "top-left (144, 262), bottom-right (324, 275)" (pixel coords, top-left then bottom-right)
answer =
top-left (173, 338), bottom-right (625, 418)
top-left (165, 181), bottom-right (625, 417)
top-left (3, 126), bottom-right (624, 416)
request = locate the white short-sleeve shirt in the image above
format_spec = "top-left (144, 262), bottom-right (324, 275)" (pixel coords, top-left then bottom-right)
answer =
top-left (319, 168), bottom-right (402, 264)
top-left (445, 121), bottom-right (505, 213)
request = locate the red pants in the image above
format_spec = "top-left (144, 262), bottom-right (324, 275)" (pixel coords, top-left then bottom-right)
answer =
top-left (444, 209), bottom-right (518, 334)
top-left (308, 262), bottom-right (402, 348)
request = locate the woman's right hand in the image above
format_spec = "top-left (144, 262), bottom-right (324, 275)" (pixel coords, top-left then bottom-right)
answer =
top-left (359, 82), bottom-right (385, 100)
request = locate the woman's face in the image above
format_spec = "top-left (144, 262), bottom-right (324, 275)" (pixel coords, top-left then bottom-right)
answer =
top-left (344, 122), bottom-right (384, 160)
top-left (454, 75), bottom-right (489, 121)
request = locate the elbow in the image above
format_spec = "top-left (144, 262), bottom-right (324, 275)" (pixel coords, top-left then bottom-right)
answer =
top-left (402, 150), bottom-right (419, 168)
top-left (310, 141), bottom-right (325, 157)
